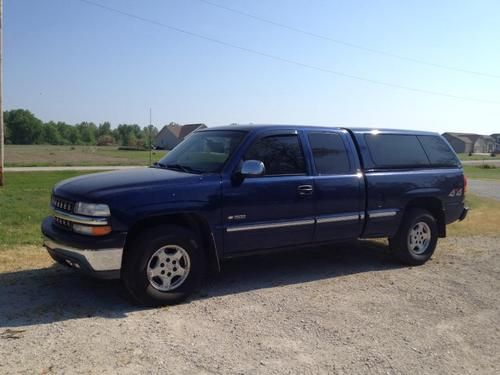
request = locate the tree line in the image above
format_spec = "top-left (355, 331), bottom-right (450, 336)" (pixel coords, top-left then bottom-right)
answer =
top-left (3, 109), bottom-right (163, 148)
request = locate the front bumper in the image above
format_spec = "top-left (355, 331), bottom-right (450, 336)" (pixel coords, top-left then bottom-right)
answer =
top-left (41, 217), bottom-right (126, 279)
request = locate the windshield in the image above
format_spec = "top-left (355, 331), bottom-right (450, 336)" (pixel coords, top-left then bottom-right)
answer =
top-left (157, 130), bottom-right (247, 173)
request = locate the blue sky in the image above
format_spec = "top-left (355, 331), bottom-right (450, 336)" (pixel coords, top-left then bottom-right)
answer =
top-left (5, 0), bottom-right (500, 134)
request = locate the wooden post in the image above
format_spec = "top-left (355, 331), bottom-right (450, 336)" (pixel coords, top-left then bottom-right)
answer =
top-left (0, 0), bottom-right (4, 186)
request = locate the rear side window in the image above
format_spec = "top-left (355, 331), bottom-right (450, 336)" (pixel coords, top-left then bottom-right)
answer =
top-left (365, 134), bottom-right (429, 167)
top-left (308, 132), bottom-right (351, 174)
top-left (244, 134), bottom-right (306, 175)
top-left (418, 135), bottom-right (460, 167)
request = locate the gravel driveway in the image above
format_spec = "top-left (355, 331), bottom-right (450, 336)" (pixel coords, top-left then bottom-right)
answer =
top-left (1, 237), bottom-right (499, 374)
top-left (468, 179), bottom-right (500, 201)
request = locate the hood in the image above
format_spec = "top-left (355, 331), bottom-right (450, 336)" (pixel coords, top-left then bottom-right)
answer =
top-left (53, 167), bottom-right (203, 201)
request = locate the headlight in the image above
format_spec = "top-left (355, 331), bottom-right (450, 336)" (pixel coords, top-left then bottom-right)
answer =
top-left (74, 202), bottom-right (111, 217)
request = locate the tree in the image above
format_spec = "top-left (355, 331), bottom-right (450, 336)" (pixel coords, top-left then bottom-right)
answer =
top-left (68, 126), bottom-right (81, 145)
top-left (143, 125), bottom-right (158, 146)
top-left (55, 122), bottom-right (74, 145)
top-left (97, 122), bottom-right (112, 138)
top-left (4, 109), bottom-right (43, 144)
top-left (76, 122), bottom-right (97, 144)
top-left (116, 124), bottom-right (143, 146)
top-left (42, 121), bottom-right (62, 144)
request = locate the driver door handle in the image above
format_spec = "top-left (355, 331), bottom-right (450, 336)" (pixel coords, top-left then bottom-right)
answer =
top-left (297, 185), bottom-right (313, 196)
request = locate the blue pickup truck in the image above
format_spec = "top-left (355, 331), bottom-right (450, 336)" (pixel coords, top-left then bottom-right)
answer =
top-left (42, 125), bottom-right (468, 305)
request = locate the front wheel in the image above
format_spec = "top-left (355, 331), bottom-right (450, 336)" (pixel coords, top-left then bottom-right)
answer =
top-left (389, 208), bottom-right (438, 265)
top-left (122, 225), bottom-right (206, 306)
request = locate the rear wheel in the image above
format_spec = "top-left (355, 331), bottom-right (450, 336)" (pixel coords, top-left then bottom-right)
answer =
top-left (122, 225), bottom-right (206, 306)
top-left (389, 208), bottom-right (438, 265)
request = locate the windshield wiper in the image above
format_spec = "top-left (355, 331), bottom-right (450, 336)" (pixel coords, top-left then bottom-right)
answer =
top-left (152, 162), bottom-right (167, 169)
top-left (166, 163), bottom-right (202, 174)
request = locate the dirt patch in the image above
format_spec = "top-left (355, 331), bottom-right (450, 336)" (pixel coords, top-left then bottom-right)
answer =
top-left (0, 246), bottom-right (53, 273)
top-left (0, 237), bottom-right (499, 374)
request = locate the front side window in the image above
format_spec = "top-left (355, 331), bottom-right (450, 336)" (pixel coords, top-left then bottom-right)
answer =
top-left (244, 134), bottom-right (306, 175)
top-left (308, 132), bottom-right (351, 174)
top-left (158, 130), bottom-right (246, 173)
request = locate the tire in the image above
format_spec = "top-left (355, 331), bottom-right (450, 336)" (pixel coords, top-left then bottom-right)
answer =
top-left (389, 208), bottom-right (438, 266)
top-left (122, 225), bottom-right (206, 306)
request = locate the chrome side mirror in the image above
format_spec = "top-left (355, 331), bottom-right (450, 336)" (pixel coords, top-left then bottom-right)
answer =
top-left (240, 160), bottom-right (265, 177)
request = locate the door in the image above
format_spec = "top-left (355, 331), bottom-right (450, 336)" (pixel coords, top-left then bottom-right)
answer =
top-left (306, 130), bottom-right (365, 242)
top-left (222, 131), bottom-right (315, 253)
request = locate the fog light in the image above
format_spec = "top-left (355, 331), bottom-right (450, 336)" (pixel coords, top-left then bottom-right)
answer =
top-left (73, 224), bottom-right (112, 236)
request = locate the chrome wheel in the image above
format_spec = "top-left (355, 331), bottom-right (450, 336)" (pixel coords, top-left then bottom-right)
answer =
top-left (407, 221), bottom-right (431, 255)
top-left (146, 245), bottom-right (191, 291)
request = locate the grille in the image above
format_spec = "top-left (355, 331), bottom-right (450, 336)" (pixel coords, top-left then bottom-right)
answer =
top-left (52, 196), bottom-right (75, 213)
top-left (54, 216), bottom-right (73, 230)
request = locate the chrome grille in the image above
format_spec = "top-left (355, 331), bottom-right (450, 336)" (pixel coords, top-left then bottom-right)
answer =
top-left (51, 196), bottom-right (75, 213)
top-left (54, 216), bottom-right (73, 229)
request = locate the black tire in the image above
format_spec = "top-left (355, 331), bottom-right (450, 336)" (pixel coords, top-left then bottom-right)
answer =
top-left (389, 208), bottom-right (438, 266)
top-left (122, 225), bottom-right (206, 306)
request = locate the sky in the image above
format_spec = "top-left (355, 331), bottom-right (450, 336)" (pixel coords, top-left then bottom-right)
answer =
top-left (5, 0), bottom-right (500, 134)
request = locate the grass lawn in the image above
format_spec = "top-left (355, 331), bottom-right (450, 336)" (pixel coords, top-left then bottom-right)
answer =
top-left (463, 165), bottom-right (500, 180)
top-left (0, 171), bottom-right (498, 272)
top-left (5, 145), bottom-right (167, 167)
top-left (447, 193), bottom-right (500, 237)
top-left (0, 171), bottom-right (92, 250)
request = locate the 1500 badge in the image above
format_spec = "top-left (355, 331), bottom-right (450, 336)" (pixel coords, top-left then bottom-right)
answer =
top-left (227, 214), bottom-right (247, 221)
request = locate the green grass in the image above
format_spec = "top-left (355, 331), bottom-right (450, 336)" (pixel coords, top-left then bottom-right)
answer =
top-left (5, 145), bottom-right (167, 167)
top-left (0, 171), bottom-right (91, 249)
top-left (463, 165), bottom-right (500, 180)
top-left (458, 153), bottom-right (498, 161)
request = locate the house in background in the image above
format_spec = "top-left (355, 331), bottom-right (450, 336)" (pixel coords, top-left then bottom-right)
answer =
top-left (442, 132), bottom-right (496, 154)
top-left (154, 123), bottom-right (207, 150)
top-left (491, 134), bottom-right (500, 152)
top-left (178, 123), bottom-right (207, 141)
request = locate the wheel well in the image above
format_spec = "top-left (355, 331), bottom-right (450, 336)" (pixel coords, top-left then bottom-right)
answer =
top-left (123, 213), bottom-right (220, 271)
top-left (405, 197), bottom-right (446, 237)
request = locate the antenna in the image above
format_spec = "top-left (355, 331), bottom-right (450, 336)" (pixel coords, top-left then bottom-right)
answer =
top-left (149, 108), bottom-right (152, 166)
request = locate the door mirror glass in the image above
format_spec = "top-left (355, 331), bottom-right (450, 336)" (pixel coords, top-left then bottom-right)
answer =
top-left (240, 160), bottom-right (265, 176)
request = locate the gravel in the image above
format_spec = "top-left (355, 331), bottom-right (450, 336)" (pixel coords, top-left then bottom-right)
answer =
top-left (1, 237), bottom-right (499, 374)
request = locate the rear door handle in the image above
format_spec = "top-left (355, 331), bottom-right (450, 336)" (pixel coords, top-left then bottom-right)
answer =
top-left (298, 185), bottom-right (313, 196)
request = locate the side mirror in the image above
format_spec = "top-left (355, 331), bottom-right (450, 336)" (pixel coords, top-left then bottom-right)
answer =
top-left (240, 160), bottom-right (265, 177)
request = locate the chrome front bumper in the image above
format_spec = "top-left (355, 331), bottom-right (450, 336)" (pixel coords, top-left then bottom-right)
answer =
top-left (43, 237), bottom-right (123, 277)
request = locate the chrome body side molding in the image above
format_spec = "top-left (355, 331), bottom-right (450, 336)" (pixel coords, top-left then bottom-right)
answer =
top-left (368, 209), bottom-right (399, 219)
top-left (226, 218), bottom-right (315, 233)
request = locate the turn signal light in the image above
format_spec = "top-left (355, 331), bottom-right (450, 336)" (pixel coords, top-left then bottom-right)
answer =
top-left (73, 224), bottom-right (112, 236)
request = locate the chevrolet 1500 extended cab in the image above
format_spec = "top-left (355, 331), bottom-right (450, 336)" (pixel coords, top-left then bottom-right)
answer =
top-left (42, 125), bottom-right (468, 305)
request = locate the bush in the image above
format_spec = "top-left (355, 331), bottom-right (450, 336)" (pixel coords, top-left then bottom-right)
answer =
top-left (478, 164), bottom-right (496, 169)
top-left (97, 135), bottom-right (115, 146)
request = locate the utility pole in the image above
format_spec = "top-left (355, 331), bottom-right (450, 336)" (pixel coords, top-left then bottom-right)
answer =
top-left (149, 108), bottom-right (152, 166)
top-left (0, 0), bottom-right (4, 186)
